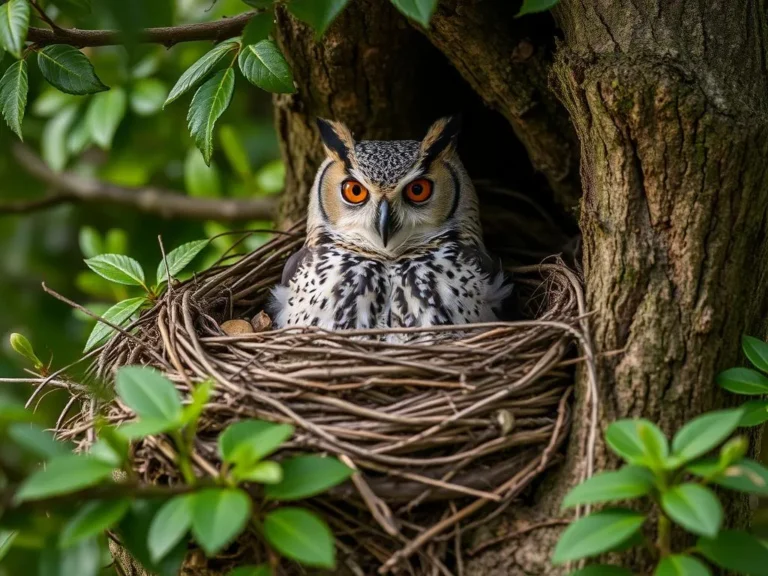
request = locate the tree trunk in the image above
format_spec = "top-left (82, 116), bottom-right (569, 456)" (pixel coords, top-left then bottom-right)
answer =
top-left (267, 1), bottom-right (768, 574)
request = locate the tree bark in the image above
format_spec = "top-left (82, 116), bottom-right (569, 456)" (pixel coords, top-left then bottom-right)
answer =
top-left (264, 1), bottom-right (768, 575)
top-left (465, 1), bottom-right (768, 574)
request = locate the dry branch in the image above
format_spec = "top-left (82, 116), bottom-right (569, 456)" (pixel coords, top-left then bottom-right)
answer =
top-left (27, 12), bottom-right (254, 48)
top-left (3, 144), bottom-right (278, 221)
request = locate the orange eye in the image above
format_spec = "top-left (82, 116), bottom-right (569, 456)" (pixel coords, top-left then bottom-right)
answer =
top-left (404, 179), bottom-right (433, 203)
top-left (341, 180), bottom-right (369, 204)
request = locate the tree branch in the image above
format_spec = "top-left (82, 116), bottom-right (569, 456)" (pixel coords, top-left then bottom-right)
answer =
top-left (4, 144), bottom-right (278, 221)
top-left (26, 12), bottom-right (254, 48)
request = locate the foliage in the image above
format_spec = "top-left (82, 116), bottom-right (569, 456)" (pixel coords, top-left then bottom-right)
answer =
top-left (79, 236), bottom-right (208, 351)
top-left (0, 0), bottom-right (560, 158)
top-left (0, 364), bottom-right (353, 574)
top-left (555, 334), bottom-right (768, 575)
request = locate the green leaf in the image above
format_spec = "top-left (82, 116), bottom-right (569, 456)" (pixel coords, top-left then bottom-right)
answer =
top-left (220, 125), bottom-right (251, 179)
top-left (105, 228), bottom-right (128, 254)
top-left (561, 466), bottom-right (655, 509)
top-left (671, 409), bottom-right (743, 465)
top-left (67, 111), bottom-right (93, 156)
top-left (743, 335), bottom-right (768, 373)
top-left (93, 423), bottom-right (130, 466)
top-left (37, 45), bottom-right (109, 95)
top-left (0, 0), bottom-right (29, 59)
top-left (242, 12), bottom-right (274, 45)
top-left (238, 40), bottom-right (295, 94)
top-left (9, 332), bottom-right (41, 367)
top-left (191, 488), bottom-right (252, 556)
top-left (661, 483), bottom-right (722, 537)
top-left (717, 367), bottom-right (768, 395)
top-left (234, 460), bottom-right (283, 484)
top-left (148, 495), bottom-right (193, 563)
top-left (78, 227), bottom-right (103, 258)
top-left (265, 456), bottom-right (353, 500)
top-left (86, 88), bottom-right (127, 149)
top-left (288, 0), bottom-right (349, 37)
top-left (130, 78), bottom-right (167, 116)
top-left (263, 507), bottom-right (335, 568)
top-left (0, 59), bottom-right (27, 139)
top-left (188, 67), bottom-right (235, 165)
top-left (180, 379), bottom-right (214, 426)
top-left (165, 39), bottom-right (239, 107)
top-left (15, 454), bottom-right (114, 502)
top-left (0, 531), bottom-right (17, 562)
top-left (254, 159), bottom-right (284, 194)
top-left (84, 254), bottom-right (145, 286)
top-left (39, 537), bottom-right (101, 576)
top-left (42, 104), bottom-right (77, 171)
top-left (516, 0), bottom-right (560, 17)
top-left (89, 439), bottom-right (124, 467)
top-left (739, 400), bottom-right (768, 426)
top-left (115, 366), bottom-right (182, 423)
top-left (218, 420), bottom-right (294, 465)
top-left (567, 567), bottom-right (633, 576)
top-left (66, 109), bottom-right (91, 154)
top-left (84, 296), bottom-right (146, 352)
top-left (184, 146), bottom-right (222, 197)
top-left (243, 0), bottom-right (274, 7)
top-left (605, 419), bottom-right (668, 467)
top-left (698, 530), bottom-right (768, 576)
top-left (690, 458), bottom-right (768, 495)
top-left (719, 436), bottom-right (748, 466)
top-left (118, 500), bottom-right (187, 576)
top-left (389, 0), bottom-right (437, 27)
top-left (156, 239), bottom-right (208, 284)
top-left (60, 499), bottom-right (131, 547)
top-left (551, 509), bottom-right (646, 564)
top-left (655, 555), bottom-right (711, 576)
top-left (8, 423), bottom-right (70, 459)
top-left (32, 88), bottom-right (77, 116)
top-left (227, 566), bottom-right (272, 576)
top-left (117, 418), bottom-right (177, 440)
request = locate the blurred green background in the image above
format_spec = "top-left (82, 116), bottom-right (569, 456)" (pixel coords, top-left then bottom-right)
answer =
top-left (0, 0), bottom-right (282, 407)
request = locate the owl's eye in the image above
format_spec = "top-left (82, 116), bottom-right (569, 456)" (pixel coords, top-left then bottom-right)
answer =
top-left (341, 180), bottom-right (369, 205)
top-left (404, 179), bottom-right (433, 203)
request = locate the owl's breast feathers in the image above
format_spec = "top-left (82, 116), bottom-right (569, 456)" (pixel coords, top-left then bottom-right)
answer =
top-left (269, 231), bottom-right (512, 332)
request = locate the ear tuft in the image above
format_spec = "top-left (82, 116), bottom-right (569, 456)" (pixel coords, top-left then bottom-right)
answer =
top-left (316, 118), bottom-right (355, 167)
top-left (420, 115), bottom-right (462, 165)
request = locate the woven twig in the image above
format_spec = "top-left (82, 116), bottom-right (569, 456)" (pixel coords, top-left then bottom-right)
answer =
top-left (48, 222), bottom-right (592, 575)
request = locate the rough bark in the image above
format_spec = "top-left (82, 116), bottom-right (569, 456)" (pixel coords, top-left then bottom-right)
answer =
top-left (423, 0), bottom-right (581, 212)
top-left (466, 1), bottom-right (768, 574)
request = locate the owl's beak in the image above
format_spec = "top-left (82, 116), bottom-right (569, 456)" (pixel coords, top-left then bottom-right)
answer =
top-left (377, 198), bottom-right (391, 247)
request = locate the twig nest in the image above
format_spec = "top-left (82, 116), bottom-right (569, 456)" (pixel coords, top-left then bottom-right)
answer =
top-left (69, 223), bottom-right (589, 574)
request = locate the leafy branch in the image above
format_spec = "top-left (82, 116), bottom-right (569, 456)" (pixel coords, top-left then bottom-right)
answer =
top-left (555, 334), bottom-right (768, 576)
top-left (26, 11), bottom-right (255, 48)
top-left (0, 0), bottom-right (559, 166)
top-left (0, 364), bottom-right (354, 576)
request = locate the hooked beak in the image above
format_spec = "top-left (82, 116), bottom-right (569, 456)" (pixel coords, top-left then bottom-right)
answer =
top-left (377, 198), bottom-right (391, 247)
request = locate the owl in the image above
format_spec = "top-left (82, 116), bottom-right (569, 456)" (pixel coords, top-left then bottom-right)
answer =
top-left (269, 116), bottom-right (511, 336)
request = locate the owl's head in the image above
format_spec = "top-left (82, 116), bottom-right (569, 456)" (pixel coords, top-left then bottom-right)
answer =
top-left (306, 116), bottom-right (481, 254)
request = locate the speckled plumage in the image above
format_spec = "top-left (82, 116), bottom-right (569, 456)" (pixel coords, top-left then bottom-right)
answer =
top-left (270, 117), bottom-right (511, 338)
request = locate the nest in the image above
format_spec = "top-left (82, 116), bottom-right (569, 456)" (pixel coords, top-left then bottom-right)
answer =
top-left (55, 212), bottom-right (592, 575)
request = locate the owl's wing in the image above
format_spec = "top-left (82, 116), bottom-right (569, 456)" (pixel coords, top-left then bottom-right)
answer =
top-left (280, 246), bottom-right (311, 286)
top-left (461, 244), bottom-right (498, 278)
